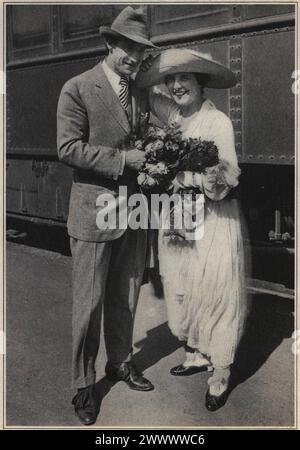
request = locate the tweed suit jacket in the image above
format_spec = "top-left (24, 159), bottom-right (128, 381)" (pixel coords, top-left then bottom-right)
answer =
top-left (57, 62), bottom-right (148, 242)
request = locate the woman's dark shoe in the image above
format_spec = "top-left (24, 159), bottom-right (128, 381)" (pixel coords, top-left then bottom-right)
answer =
top-left (105, 361), bottom-right (154, 391)
top-left (206, 368), bottom-right (230, 411)
top-left (72, 385), bottom-right (98, 425)
top-left (205, 388), bottom-right (229, 412)
top-left (170, 364), bottom-right (211, 376)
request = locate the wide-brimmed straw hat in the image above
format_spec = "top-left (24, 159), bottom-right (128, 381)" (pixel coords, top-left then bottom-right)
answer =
top-left (99, 6), bottom-right (156, 48)
top-left (135, 48), bottom-right (236, 88)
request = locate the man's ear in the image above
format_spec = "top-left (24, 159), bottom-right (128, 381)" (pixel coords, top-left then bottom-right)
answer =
top-left (105, 38), bottom-right (114, 53)
top-left (106, 41), bottom-right (113, 53)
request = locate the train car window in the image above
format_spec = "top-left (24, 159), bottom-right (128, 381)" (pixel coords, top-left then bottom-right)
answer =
top-left (58, 5), bottom-right (125, 52)
top-left (61, 5), bottom-right (124, 40)
top-left (242, 5), bottom-right (295, 20)
top-left (150, 4), bottom-right (232, 37)
top-left (10, 5), bottom-right (51, 50)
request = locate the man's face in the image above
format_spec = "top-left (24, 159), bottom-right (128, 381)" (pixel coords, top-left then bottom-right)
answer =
top-left (107, 37), bottom-right (146, 76)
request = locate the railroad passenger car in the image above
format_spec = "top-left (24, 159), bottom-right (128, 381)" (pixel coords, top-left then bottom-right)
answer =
top-left (6, 4), bottom-right (295, 297)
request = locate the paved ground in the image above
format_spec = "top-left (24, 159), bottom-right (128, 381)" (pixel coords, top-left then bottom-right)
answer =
top-left (5, 241), bottom-right (295, 428)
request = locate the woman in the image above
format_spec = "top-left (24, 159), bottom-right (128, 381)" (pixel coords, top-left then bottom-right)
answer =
top-left (136, 49), bottom-right (249, 411)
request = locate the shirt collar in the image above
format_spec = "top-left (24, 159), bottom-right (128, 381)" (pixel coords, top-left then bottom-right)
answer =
top-left (102, 60), bottom-right (122, 93)
top-left (102, 60), bottom-right (130, 94)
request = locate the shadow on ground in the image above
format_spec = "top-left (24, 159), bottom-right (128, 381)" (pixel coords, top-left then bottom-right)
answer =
top-left (94, 322), bottom-right (182, 409)
top-left (133, 322), bottom-right (182, 371)
top-left (94, 292), bottom-right (294, 411)
top-left (231, 293), bottom-right (294, 390)
top-left (7, 217), bottom-right (71, 256)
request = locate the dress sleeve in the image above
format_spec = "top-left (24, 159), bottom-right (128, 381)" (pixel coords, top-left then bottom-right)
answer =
top-left (210, 112), bottom-right (238, 167)
top-left (201, 112), bottom-right (241, 201)
top-left (149, 87), bottom-right (178, 126)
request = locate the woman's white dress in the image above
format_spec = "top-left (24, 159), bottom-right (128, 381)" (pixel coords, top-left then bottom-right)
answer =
top-left (150, 93), bottom-right (248, 368)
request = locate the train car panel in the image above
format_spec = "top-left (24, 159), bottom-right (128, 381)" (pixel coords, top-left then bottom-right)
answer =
top-left (34, 161), bottom-right (72, 220)
top-left (242, 30), bottom-right (295, 165)
top-left (7, 57), bottom-right (98, 154)
top-left (5, 4), bottom-right (296, 292)
top-left (7, 159), bottom-right (72, 221)
top-left (6, 159), bottom-right (40, 217)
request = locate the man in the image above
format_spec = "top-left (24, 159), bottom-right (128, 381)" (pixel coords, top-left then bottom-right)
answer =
top-left (57, 6), bottom-right (156, 425)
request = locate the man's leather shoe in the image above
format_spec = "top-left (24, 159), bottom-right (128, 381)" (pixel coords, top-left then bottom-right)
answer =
top-left (170, 364), bottom-right (211, 376)
top-left (72, 385), bottom-right (97, 425)
top-left (205, 388), bottom-right (228, 412)
top-left (105, 361), bottom-right (154, 391)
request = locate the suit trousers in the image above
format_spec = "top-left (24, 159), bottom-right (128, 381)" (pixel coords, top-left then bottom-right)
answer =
top-left (70, 227), bottom-right (147, 388)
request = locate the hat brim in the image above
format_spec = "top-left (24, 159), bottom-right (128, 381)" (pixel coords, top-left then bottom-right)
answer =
top-left (135, 50), bottom-right (237, 89)
top-left (100, 26), bottom-right (157, 48)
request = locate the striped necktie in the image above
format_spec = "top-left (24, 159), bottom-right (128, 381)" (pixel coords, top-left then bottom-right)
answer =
top-left (119, 75), bottom-right (129, 110)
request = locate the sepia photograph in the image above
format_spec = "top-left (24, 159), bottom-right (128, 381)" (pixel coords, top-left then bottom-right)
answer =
top-left (2, 1), bottom-right (298, 429)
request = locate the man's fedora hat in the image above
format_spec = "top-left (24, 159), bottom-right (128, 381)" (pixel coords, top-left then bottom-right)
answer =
top-left (136, 48), bottom-right (237, 88)
top-left (99, 6), bottom-right (156, 48)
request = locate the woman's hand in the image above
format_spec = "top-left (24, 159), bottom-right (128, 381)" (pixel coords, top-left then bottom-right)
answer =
top-left (205, 171), bottom-right (217, 185)
top-left (140, 54), bottom-right (155, 72)
top-left (172, 171), bottom-right (203, 192)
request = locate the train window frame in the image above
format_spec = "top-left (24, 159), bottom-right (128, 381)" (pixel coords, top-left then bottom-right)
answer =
top-left (6, 4), bottom-right (131, 63)
top-left (6, 4), bottom-right (53, 63)
top-left (242, 4), bottom-right (295, 21)
top-left (5, 4), bottom-right (296, 66)
top-left (148, 4), bottom-right (234, 38)
top-left (56, 5), bottom-right (128, 54)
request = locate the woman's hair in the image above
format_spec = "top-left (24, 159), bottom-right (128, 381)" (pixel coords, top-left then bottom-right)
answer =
top-left (195, 73), bottom-right (211, 87)
top-left (196, 74), bottom-right (210, 96)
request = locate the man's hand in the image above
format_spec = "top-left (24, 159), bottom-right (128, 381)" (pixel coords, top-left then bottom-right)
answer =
top-left (125, 149), bottom-right (145, 171)
top-left (139, 54), bottom-right (155, 72)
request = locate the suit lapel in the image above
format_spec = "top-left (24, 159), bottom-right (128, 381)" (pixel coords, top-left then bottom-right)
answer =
top-left (131, 88), bottom-right (138, 133)
top-left (131, 84), bottom-right (149, 136)
top-left (94, 63), bottom-right (131, 134)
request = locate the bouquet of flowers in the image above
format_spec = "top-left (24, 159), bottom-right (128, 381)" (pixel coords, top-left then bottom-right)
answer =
top-left (134, 125), bottom-right (187, 191)
top-left (164, 136), bottom-right (219, 241)
top-left (123, 125), bottom-right (220, 240)
top-left (178, 138), bottom-right (219, 174)
top-left (125, 125), bottom-right (219, 192)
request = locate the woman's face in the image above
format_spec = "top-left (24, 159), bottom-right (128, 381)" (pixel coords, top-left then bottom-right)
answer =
top-left (165, 72), bottom-right (202, 107)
